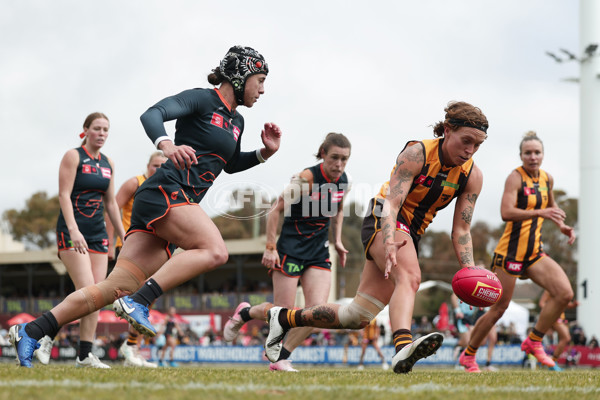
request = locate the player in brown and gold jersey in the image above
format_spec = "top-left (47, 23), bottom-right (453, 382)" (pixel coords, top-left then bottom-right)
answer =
top-left (263, 101), bottom-right (489, 374)
top-left (460, 131), bottom-right (576, 373)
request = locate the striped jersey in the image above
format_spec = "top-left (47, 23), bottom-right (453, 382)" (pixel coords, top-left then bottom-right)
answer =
top-left (494, 166), bottom-right (550, 262)
top-left (375, 138), bottom-right (473, 238)
top-left (116, 174), bottom-right (146, 248)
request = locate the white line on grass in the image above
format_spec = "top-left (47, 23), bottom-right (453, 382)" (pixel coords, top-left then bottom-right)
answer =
top-left (1, 380), bottom-right (599, 394)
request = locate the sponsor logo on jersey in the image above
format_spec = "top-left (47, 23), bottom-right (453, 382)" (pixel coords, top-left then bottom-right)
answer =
top-left (415, 174), bottom-right (434, 187)
top-left (471, 281), bottom-right (502, 303)
top-left (523, 187), bottom-right (536, 196)
top-left (232, 125), bottom-right (241, 141)
top-left (100, 167), bottom-right (111, 179)
top-left (102, 239), bottom-right (109, 246)
top-left (441, 180), bottom-right (459, 189)
top-left (506, 261), bottom-right (523, 273)
top-left (82, 164), bottom-right (98, 174)
top-left (210, 113), bottom-right (224, 128)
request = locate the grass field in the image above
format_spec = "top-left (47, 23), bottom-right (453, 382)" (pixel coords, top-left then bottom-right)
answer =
top-left (1, 363), bottom-right (598, 400)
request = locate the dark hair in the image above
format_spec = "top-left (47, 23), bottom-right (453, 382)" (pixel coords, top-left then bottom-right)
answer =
top-left (81, 112), bottom-right (109, 145)
top-left (519, 130), bottom-right (543, 154)
top-left (432, 101), bottom-right (488, 138)
top-left (207, 67), bottom-right (225, 85)
top-left (315, 132), bottom-right (351, 160)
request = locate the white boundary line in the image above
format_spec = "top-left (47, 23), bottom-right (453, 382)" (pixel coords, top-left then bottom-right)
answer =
top-left (1, 380), bottom-right (599, 394)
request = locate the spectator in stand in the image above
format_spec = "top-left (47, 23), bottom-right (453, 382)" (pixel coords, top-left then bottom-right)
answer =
top-left (416, 316), bottom-right (433, 337)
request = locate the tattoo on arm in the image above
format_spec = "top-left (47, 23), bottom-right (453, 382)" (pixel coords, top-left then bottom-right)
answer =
top-left (461, 205), bottom-right (473, 225)
top-left (466, 193), bottom-right (478, 205)
top-left (460, 248), bottom-right (474, 266)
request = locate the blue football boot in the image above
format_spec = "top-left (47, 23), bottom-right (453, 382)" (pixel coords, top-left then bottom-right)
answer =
top-left (113, 296), bottom-right (156, 337)
top-left (9, 323), bottom-right (40, 368)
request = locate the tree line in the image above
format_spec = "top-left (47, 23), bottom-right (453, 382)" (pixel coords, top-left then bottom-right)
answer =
top-left (3, 189), bottom-right (578, 296)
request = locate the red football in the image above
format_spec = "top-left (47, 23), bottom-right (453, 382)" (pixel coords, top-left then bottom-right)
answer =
top-left (452, 266), bottom-right (503, 307)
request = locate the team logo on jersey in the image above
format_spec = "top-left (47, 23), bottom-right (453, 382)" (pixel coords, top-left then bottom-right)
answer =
top-left (211, 113), bottom-right (224, 128)
top-left (100, 167), bottom-right (111, 179)
top-left (415, 174), bottom-right (434, 187)
top-left (82, 164), bottom-right (98, 174)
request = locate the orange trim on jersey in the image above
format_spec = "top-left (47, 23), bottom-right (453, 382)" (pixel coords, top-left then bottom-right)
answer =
top-left (214, 88), bottom-right (232, 112)
top-left (319, 163), bottom-right (340, 184)
top-left (81, 145), bottom-right (101, 161)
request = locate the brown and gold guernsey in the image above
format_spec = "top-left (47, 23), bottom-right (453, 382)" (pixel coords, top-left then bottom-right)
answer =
top-left (363, 319), bottom-right (378, 341)
top-left (115, 175), bottom-right (146, 248)
top-left (376, 138), bottom-right (473, 239)
top-left (494, 166), bottom-right (549, 263)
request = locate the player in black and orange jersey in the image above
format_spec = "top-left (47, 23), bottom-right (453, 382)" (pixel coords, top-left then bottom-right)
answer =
top-left (106, 151), bottom-right (167, 368)
top-left (460, 131), bottom-right (575, 373)
top-left (262, 101), bottom-right (489, 374)
top-left (54, 112), bottom-right (126, 368)
top-left (223, 133), bottom-right (351, 372)
top-left (539, 289), bottom-right (579, 371)
top-left (10, 46), bottom-right (281, 368)
top-left (357, 319), bottom-right (388, 370)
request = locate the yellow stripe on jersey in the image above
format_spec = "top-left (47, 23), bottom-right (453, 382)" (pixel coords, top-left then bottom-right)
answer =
top-left (375, 138), bottom-right (473, 237)
top-left (494, 167), bottom-right (549, 262)
top-left (116, 175), bottom-right (146, 248)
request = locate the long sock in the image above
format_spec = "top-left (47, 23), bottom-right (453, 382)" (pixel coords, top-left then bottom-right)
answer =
top-left (277, 308), bottom-right (303, 329)
top-left (529, 328), bottom-right (544, 342)
top-left (277, 347), bottom-right (291, 361)
top-left (25, 312), bottom-right (59, 341)
top-left (127, 331), bottom-right (139, 346)
top-left (130, 278), bottom-right (163, 307)
top-left (240, 307), bottom-right (252, 322)
top-left (465, 345), bottom-right (478, 356)
top-left (79, 340), bottom-right (93, 359)
top-left (393, 329), bottom-right (412, 353)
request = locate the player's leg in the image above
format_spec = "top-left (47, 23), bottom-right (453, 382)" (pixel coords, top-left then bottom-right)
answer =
top-left (523, 257), bottom-right (572, 367)
top-left (460, 268), bottom-right (516, 372)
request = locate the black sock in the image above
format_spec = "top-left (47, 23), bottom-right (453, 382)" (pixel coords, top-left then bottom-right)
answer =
top-left (277, 308), bottom-right (296, 330)
top-left (240, 307), bottom-right (252, 322)
top-left (79, 340), bottom-right (93, 359)
top-left (277, 346), bottom-right (291, 361)
top-left (25, 312), bottom-right (60, 341)
top-left (130, 278), bottom-right (163, 307)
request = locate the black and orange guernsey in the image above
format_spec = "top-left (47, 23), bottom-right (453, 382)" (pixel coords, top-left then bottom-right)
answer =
top-left (377, 138), bottom-right (472, 241)
top-left (56, 146), bottom-right (112, 250)
top-left (277, 163), bottom-right (349, 262)
top-left (130, 88), bottom-right (262, 236)
top-left (494, 166), bottom-right (549, 263)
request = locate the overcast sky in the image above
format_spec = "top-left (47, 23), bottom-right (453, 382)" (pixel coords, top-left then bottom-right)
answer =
top-left (0, 0), bottom-right (580, 235)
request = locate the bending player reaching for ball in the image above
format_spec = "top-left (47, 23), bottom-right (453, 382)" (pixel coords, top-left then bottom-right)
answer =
top-left (459, 131), bottom-right (576, 373)
top-left (263, 101), bottom-right (489, 374)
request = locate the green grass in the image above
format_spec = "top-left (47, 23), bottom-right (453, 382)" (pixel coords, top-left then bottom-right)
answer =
top-left (1, 363), bottom-right (599, 400)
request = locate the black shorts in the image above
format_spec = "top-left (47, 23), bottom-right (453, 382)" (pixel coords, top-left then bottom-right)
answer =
top-left (127, 183), bottom-right (194, 257)
top-left (491, 251), bottom-right (547, 278)
top-left (57, 231), bottom-right (108, 254)
top-left (270, 253), bottom-right (331, 278)
top-left (360, 198), bottom-right (413, 260)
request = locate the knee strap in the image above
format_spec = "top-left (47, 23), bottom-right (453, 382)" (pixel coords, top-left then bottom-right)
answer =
top-left (92, 258), bottom-right (149, 309)
top-left (338, 291), bottom-right (385, 329)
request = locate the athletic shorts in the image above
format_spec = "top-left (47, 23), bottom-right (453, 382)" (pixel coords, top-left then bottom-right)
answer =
top-left (127, 183), bottom-right (194, 258)
top-left (270, 253), bottom-right (331, 278)
top-left (360, 198), bottom-right (413, 260)
top-left (56, 231), bottom-right (108, 254)
top-left (491, 251), bottom-right (547, 278)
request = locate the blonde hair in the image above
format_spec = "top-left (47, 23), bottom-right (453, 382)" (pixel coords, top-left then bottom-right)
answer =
top-left (148, 151), bottom-right (166, 164)
top-left (519, 130), bottom-right (543, 154)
